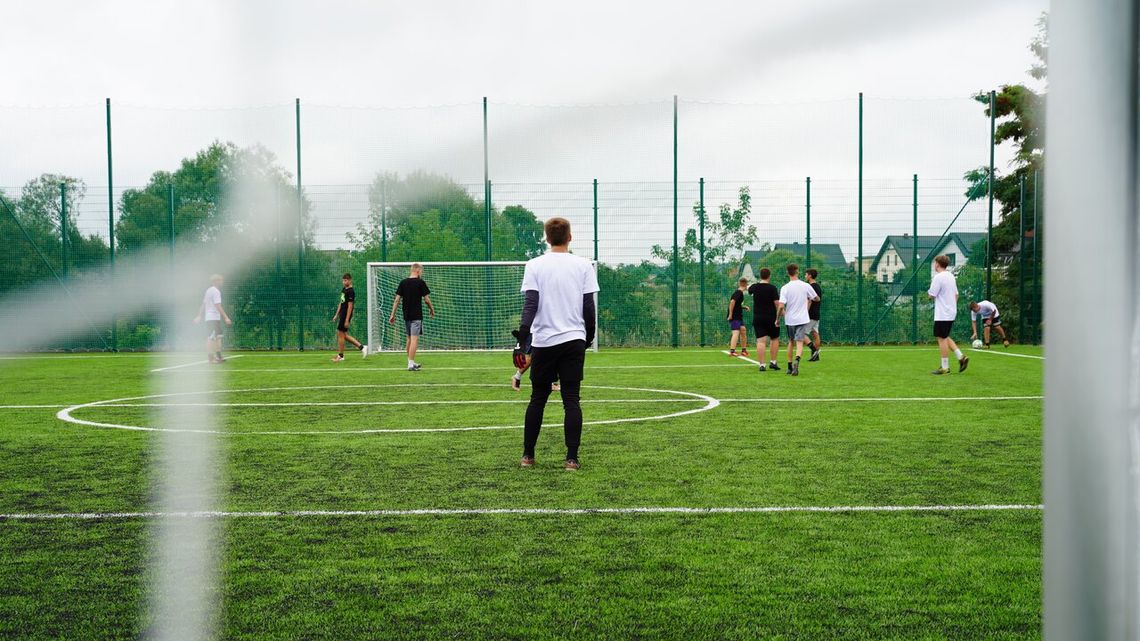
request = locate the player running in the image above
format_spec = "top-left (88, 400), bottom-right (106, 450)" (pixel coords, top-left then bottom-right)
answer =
top-left (805, 268), bottom-right (823, 361)
top-left (969, 300), bottom-right (1011, 347)
top-left (748, 268), bottom-right (781, 371)
top-left (331, 273), bottom-right (366, 362)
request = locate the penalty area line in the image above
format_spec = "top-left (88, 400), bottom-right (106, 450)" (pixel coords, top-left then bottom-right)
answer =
top-left (0, 503), bottom-right (1043, 521)
top-left (721, 350), bottom-right (763, 366)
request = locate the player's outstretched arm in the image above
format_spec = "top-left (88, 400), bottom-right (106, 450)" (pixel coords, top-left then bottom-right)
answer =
top-left (425, 294), bottom-right (435, 317)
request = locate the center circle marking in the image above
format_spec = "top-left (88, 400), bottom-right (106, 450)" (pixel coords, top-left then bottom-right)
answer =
top-left (56, 383), bottom-right (720, 435)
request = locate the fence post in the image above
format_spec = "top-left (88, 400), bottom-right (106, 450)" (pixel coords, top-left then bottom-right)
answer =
top-left (592, 178), bottom-right (598, 261)
top-left (911, 174), bottom-right (918, 344)
top-left (805, 177), bottom-right (811, 268)
top-left (274, 189), bottom-right (283, 351)
top-left (295, 98), bottom-right (304, 352)
top-left (1018, 174), bottom-right (1026, 342)
top-left (167, 182), bottom-right (176, 265)
top-left (671, 94), bottom-right (679, 348)
top-left (106, 98), bottom-right (116, 352)
top-left (857, 92), bottom-right (864, 344)
top-left (59, 182), bottom-right (69, 278)
top-left (699, 177), bottom-right (705, 347)
top-left (380, 180), bottom-right (387, 261)
top-left (986, 89), bottom-right (996, 301)
top-left (483, 97), bottom-right (491, 261)
top-left (1032, 169), bottom-right (1041, 344)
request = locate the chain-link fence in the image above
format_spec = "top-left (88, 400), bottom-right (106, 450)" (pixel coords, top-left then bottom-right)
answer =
top-left (0, 96), bottom-right (1043, 350)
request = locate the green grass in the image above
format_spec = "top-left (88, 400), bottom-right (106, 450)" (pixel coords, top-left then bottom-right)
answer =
top-left (0, 345), bottom-right (1043, 639)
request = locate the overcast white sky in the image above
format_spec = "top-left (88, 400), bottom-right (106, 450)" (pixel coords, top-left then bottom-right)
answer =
top-left (1, 0), bottom-right (1048, 258)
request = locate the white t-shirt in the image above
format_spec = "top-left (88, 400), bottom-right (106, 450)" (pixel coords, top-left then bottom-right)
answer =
top-left (520, 252), bottom-right (600, 348)
top-left (928, 270), bottom-right (958, 321)
top-left (203, 286), bottom-right (222, 321)
top-left (779, 279), bottom-right (818, 326)
top-left (970, 300), bottom-right (998, 321)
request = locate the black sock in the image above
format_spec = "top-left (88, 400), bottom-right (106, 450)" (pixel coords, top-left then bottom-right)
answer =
top-left (795, 355), bottom-right (801, 362)
top-left (338, 353), bottom-right (344, 358)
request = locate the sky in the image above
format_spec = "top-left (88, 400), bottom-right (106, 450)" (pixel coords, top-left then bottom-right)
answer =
top-left (0, 0), bottom-right (1048, 259)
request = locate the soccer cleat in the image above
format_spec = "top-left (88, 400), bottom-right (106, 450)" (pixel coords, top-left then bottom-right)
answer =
top-left (1003, 340), bottom-right (1010, 348)
top-left (785, 365), bottom-right (792, 375)
top-left (331, 355), bottom-right (344, 362)
top-left (728, 350), bottom-right (737, 357)
top-left (958, 356), bottom-right (969, 373)
top-left (521, 456), bottom-right (535, 468)
top-left (808, 352), bottom-right (820, 362)
top-left (931, 367), bottom-right (950, 375)
top-left (564, 458), bottom-right (581, 471)
top-left (361, 344), bottom-right (369, 358)
top-left (741, 349), bottom-right (749, 357)
top-left (408, 363), bottom-right (422, 371)
top-left (791, 362), bottom-right (800, 376)
top-left (758, 364), bottom-right (766, 372)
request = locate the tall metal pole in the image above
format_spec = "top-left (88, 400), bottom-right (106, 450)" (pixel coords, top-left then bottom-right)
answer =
top-left (986, 89), bottom-right (996, 301)
top-left (167, 182), bottom-right (176, 265)
top-left (911, 174), bottom-right (918, 344)
top-left (1035, 167), bottom-right (1044, 342)
top-left (105, 98), bottom-right (116, 352)
top-left (857, 92), bottom-right (864, 344)
top-left (805, 177), bottom-right (812, 268)
top-left (592, 179), bottom-right (599, 261)
top-left (59, 182), bottom-right (69, 279)
top-left (380, 181), bottom-right (387, 262)
top-left (671, 95), bottom-right (679, 348)
top-left (699, 177), bottom-right (705, 347)
top-left (295, 98), bottom-right (304, 352)
top-left (1018, 175), bottom-right (1026, 342)
top-left (274, 189), bottom-right (282, 351)
top-left (483, 97), bottom-right (491, 261)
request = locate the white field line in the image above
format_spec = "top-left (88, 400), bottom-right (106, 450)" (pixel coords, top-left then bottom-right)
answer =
top-left (0, 503), bottom-right (1043, 521)
top-left (150, 355), bottom-right (244, 372)
top-left (717, 395), bottom-right (1043, 402)
top-left (157, 363), bottom-right (755, 373)
top-left (721, 350), bottom-right (764, 366)
top-left (969, 349), bottom-right (1045, 360)
top-left (0, 404), bottom-right (72, 409)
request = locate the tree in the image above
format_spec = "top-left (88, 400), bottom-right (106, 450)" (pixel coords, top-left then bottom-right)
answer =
top-left (349, 171), bottom-right (544, 261)
top-left (650, 186), bottom-right (757, 265)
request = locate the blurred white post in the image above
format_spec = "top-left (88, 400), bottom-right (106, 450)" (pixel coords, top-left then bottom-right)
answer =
top-left (1045, 1), bottom-right (1139, 639)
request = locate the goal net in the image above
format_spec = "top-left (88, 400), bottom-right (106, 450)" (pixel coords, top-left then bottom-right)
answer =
top-left (366, 261), bottom-right (599, 351)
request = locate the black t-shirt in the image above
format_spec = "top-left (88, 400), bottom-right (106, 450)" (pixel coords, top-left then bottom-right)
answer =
top-left (728, 290), bottom-right (745, 322)
top-left (808, 282), bottom-right (822, 320)
top-left (338, 286), bottom-right (356, 319)
top-left (748, 282), bottom-right (780, 324)
top-left (396, 277), bottom-right (430, 321)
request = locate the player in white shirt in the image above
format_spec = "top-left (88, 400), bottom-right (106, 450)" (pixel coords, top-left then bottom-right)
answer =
top-left (776, 263), bottom-right (819, 377)
top-left (192, 274), bottom-right (232, 364)
top-left (927, 255), bottom-right (969, 375)
top-left (516, 217), bottom-right (599, 471)
top-left (968, 300), bottom-right (1010, 348)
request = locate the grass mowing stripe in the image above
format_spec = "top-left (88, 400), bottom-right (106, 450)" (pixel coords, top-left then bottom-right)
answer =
top-left (0, 503), bottom-right (1044, 520)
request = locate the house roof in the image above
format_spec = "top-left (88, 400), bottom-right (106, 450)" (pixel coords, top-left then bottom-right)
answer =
top-left (741, 242), bottom-right (848, 271)
top-left (868, 232), bottom-right (989, 272)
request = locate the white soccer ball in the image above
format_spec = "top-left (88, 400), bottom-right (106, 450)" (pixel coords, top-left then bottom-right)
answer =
top-left (971, 339), bottom-right (984, 349)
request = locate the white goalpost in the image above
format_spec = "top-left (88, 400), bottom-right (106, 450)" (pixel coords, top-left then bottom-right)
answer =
top-left (366, 261), bottom-right (600, 352)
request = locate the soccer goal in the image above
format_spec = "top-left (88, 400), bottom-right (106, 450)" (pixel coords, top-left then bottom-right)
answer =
top-left (366, 261), bottom-right (599, 352)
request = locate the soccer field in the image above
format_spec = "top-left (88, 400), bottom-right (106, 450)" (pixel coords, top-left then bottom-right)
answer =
top-left (0, 346), bottom-right (1043, 640)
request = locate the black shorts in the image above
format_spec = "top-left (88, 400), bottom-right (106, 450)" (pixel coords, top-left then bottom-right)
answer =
top-left (337, 316), bottom-right (351, 332)
top-left (754, 321), bottom-right (779, 340)
top-left (529, 339), bottom-right (586, 388)
top-left (934, 320), bottom-right (954, 339)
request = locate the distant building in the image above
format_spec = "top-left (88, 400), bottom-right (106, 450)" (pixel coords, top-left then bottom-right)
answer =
top-left (867, 232), bottom-right (987, 284)
top-left (738, 242), bottom-right (848, 281)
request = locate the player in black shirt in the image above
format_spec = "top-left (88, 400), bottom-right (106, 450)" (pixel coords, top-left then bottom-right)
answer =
top-left (805, 268), bottom-right (822, 361)
top-left (747, 267), bottom-right (782, 371)
top-left (388, 263), bottom-right (435, 371)
top-left (726, 277), bottom-right (749, 357)
top-left (332, 273), bottom-right (366, 362)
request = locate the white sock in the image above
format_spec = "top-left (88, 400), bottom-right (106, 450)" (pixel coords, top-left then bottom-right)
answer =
top-left (513, 370), bottom-right (522, 381)
top-left (408, 359), bottom-right (415, 367)
top-left (953, 349), bottom-right (963, 359)
top-left (941, 357), bottom-right (949, 369)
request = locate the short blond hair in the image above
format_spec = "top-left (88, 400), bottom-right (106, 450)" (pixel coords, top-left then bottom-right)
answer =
top-left (410, 263), bottom-right (423, 275)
